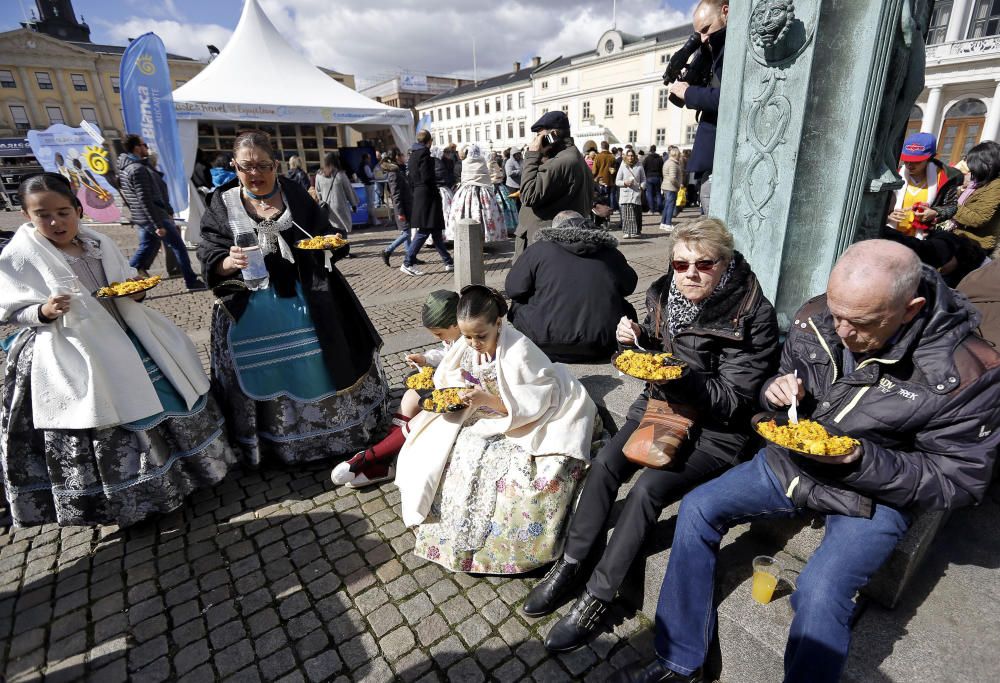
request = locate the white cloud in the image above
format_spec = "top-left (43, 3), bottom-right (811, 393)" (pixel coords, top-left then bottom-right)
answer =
top-left (94, 1), bottom-right (693, 83)
top-left (93, 17), bottom-right (233, 62)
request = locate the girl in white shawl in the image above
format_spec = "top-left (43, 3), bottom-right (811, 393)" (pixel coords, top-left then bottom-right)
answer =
top-left (397, 286), bottom-right (597, 574)
top-left (0, 174), bottom-right (235, 528)
top-left (447, 145), bottom-right (506, 243)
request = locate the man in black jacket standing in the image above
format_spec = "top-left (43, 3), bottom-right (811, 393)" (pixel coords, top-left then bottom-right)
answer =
top-left (642, 145), bottom-right (664, 216)
top-left (616, 240), bottom-right (1000, 683)
top-left (402, 130), bottom-right (453, 276)
top-left (117, 134), bottom-right (205, 289)
top-left (669, 0), bottom-right (727, 215)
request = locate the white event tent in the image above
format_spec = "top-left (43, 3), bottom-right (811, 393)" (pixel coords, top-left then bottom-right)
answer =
top-left (172, 0), bottom-right (413, 234)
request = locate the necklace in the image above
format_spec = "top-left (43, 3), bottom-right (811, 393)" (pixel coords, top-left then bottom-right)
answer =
top-left (242, 185), bottom-right (281, 212)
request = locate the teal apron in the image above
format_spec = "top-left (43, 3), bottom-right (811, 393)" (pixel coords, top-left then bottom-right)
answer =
top-left (124, 331), bottom-right (206, 431)
top-left (227, 284), bottom-right (338, 402)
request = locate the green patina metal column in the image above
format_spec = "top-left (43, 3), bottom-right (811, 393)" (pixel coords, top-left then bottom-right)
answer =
top-left (709, 0), bottom-right (933, 326)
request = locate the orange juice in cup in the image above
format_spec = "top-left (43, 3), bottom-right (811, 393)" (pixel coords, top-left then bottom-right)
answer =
top-left (751, 555), bottom-right (782, 604)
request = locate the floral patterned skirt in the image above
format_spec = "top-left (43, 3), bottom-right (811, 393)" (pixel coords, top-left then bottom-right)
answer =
top-left (210, 305), bottom-right (390, 466)
top-left (447, 185), bottom-right (506, 243)
top-left (412, 425), bottom-right (588, 574)
top-left (0, 331), bottom-right (236, 528)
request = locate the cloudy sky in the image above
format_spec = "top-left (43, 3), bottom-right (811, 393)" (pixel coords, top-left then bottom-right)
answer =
top-left (3, 0), bottom-right (694, 86)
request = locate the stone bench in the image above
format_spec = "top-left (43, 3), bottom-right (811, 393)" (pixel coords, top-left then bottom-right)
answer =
top-left (564, 360), bottom-right (951, 680)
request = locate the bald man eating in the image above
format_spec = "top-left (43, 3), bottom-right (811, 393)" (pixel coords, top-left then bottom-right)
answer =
top-left (615, 239), bottom-right (1000, 683)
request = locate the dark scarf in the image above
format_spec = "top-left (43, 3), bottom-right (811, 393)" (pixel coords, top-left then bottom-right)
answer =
top-left (667, 258), bottom-right (736, 337)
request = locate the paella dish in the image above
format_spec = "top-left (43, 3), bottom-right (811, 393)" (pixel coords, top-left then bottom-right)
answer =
top-left (614, 349), bottom-right (685, 381)
top-left (756, 418), bottom-right (859, 456)
top-left (95, 275), bottom-right (162, 298)
top-left (422, 388), bottom-right (467, 413)
top-left (295, 234), bottom-right (349, 250)
top-left (405, 366), bottom-right (436, 390)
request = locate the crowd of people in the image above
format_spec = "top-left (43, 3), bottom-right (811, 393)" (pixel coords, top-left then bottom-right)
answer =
top-left (1, 0), bottom-right (999, 681)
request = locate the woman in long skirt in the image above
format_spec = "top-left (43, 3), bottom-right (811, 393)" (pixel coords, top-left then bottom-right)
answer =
top-left (448, 145), bottom-right (506, 243)
top-left (431, 146), bottom-right (455, 239)
top-left (0, 173), bottom-right (235, 527)
top-left (616, 149), bottom-right (646, 238)
top-left (198, 130), bottom-right (389, 466)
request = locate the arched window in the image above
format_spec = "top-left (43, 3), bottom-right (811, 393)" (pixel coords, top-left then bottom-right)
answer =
top-left (905, 104), bottom-right (923, 139)
top-left (940, 98), bottom-right (987, 163)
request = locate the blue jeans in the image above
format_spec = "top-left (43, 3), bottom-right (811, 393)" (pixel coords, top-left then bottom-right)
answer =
top-left (645, 175), bottom-right (662, 213)
top-left (608, 185), bottom-right (620, 211)
top-left (405, 230), bottom-right (452, 267)
top-left (129, 218), bottom-right (200, 286)
top-left (385, 228), bottom-right (410, 256)
top-left (654, 451), bottom-right (910, 682)
top-left (661, 191), bottom-right (678, 226)
top-left (374, 181), bottom-right (387, 208)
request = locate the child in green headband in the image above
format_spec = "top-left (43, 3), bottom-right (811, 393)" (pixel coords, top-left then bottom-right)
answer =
top-left (332, 290), bottom-right (461, 488)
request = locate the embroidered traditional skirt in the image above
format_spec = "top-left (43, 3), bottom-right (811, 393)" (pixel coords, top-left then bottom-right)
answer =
top-left (0, 330), bottom-right (235, 528)
top-left (494, 184), bottom-right (519, 236)
top-left (439, 187), bottom-right (455, 239)
top-left (620, 203), bottom-right (642, 236)
top-left (447, 185), bottom-right (506, 243)
top-left (210, 286), bottom-right (389, 466)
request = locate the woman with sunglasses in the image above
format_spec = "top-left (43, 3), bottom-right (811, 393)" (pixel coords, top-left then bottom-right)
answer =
top-left (524, 217), bottom-right (780, 652)
top-left (395, 285), bottom-right (597, 574)
top-left (197, 130), bottom-right (389, 467)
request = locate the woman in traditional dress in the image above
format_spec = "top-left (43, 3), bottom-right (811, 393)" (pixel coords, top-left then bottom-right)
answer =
top-left (0, 173), bottom-right (236, 527)
top-left (197, 130), bottom-right (389, 466)
top-left (314, 152), bottom-right (359, 235)
top-left (396, 286), bottom-right (597, 574)
top-left (616, 148), bottom-right (646, 238)
top-left (447, 145), bottom-right (506, 243)
top-left (489, 151), bottom-right (518, 237)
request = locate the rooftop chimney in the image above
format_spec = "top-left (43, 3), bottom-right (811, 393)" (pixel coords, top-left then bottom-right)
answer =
top-left (530, 56), bottom-right (542, 68)
top-left (513, 61), bottom-right (521, 72)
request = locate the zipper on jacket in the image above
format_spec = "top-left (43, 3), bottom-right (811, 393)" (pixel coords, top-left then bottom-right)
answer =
top-left (831, 356), bottom-right (898, 424)
top-left (807, 318), bottom-right (838, 383)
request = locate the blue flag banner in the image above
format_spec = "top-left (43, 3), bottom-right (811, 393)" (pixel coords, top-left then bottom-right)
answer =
top-left (120, 32), bottom-right (188, 211)
top-left (416, 113), bottom-right (432, 133)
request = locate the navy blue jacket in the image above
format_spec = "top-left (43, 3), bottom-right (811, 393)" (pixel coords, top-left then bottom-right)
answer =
top-left (685, 28), bottom-right (726, 176)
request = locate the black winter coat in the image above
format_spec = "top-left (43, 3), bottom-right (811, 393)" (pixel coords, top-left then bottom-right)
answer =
top-left (630, 253), bottom-right (780, 462)
top-left (506, 226), bottom-right (638, 362)
top-left (408, 145), bottom-right (444, 233)
top-left (684, 28), bottom-right (725, 176)
top-left (383, 160), bottom-right (412, 227)
top-left (118, 153), bottom-right (171, 226)
top-left (761, 267), bottom-right (1000, 517)
top-left (196, 176), bottom-right (382, 389)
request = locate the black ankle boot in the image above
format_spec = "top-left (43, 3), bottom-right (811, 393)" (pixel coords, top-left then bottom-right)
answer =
top-left (543, 591), bottom-right (608, 652)
top-left (611, 660), bottom-right (702, 683)
top-left (522, 559), bottom-right (580, 617)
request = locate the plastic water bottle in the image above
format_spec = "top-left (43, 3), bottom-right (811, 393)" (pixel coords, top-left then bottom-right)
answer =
top-left (235, 230), bottom-right (270, 290)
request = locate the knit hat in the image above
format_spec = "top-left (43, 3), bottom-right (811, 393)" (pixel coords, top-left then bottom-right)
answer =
top-left (422, 290), bottom-right (460, 329)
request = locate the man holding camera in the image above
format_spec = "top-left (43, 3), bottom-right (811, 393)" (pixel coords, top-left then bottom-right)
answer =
top-left (667, 0), bottom-right (728, 215)
top-left (514, 111), bottom-right (593, 261)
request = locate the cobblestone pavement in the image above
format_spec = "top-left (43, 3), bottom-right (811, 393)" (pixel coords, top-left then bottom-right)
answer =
top-left (0, 209), bottom-right (687, 682)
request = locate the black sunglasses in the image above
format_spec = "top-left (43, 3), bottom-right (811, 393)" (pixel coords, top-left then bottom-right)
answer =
top-left (671, 258), bottom-right (720, 273)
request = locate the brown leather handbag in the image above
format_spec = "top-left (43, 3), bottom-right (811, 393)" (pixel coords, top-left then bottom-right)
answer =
top-left (622, 399), bottom-right (698, 469)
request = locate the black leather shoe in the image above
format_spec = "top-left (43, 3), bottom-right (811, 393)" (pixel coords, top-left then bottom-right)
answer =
top-left (543, 591), bottom-right (608, 652)
top-left (381, 250), bottom-right (391, 267)
top-left (522, 559), bottom-right (580, 617)
top-left (611, 660), bottom-right (702, 683)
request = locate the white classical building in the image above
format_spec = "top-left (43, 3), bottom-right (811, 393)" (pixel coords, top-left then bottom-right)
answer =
top-left (415, 58), bottom-right (548, 152)
top-left (530, 27), bottom-right (700, 152)
top-left (909, 0), bottom-right (1000, 163)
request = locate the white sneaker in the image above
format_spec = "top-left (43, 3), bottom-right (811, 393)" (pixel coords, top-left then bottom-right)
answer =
top-left (659, 224), bottom-right (673, 232)
top-left (331, 460), bottom-right (356, 486)
top-left (400, 264), bottom-right (424, 276)
top-left (444, 264), bottom-right (455, 272)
